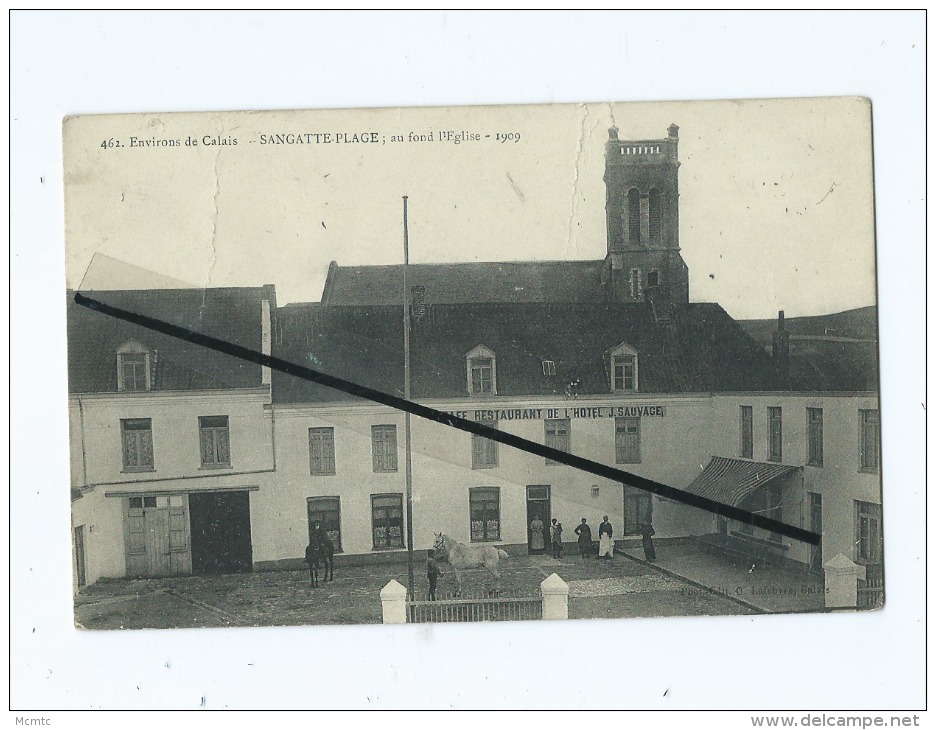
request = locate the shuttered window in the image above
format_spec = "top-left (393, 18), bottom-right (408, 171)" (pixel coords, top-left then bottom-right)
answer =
top-left (860, 410), bottom-right (879, 472)
top-left (121, 418), bottom-right (154, 471)
top-left (768, 407), bottom-right (782, 462)
top-left (471, 420), bottom-right (498, 469)
top-left (615, 417), bottom-right (641, 464)
top-left (544, 419), bottom-right (571, 465)
top-left (739, 406), bottom-right (753, 459)
top-left (199, 416), bottom-right (231, 468)
top-left (309, 427), bottom-right (337, 475)
top-left (371, 425), bottom-right (398, 473)
top-left (807, 408), bottom-right (823, 467)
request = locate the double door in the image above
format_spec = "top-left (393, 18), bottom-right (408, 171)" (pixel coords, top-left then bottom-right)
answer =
top-left (125, 494), bottom-right (192, 577)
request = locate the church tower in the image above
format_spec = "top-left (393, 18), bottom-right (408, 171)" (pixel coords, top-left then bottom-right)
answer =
top-left (603, 124), bottom-right (689, 305)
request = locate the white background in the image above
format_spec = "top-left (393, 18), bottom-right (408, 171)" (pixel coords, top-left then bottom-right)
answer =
top-left (9, 10), bottom-right (926, 712)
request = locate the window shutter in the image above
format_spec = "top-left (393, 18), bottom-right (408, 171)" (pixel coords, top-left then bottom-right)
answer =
top-left (218, 428), bottom-right (230, 464)
top-left (168, 507), bottom-right (188, 551)
top-left (127, 507), bottom-right (145, 555)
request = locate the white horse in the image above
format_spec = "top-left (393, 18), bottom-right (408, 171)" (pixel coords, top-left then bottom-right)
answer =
top-left (433, 532), bottom-right (509, 596)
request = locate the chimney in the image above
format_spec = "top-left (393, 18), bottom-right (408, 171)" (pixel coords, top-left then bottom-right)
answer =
top-left (772, 310), bottom-right (790, 389)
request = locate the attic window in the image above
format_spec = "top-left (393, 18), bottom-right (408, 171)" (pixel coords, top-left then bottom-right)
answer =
top-left (466, 345), bottom-right (497, 395)
top-left (542, 360), bottom-right (557, 377)
top-left (117, 340), bottom-right (152, 392)
top-left (609, 342), bottom-right (639, 393)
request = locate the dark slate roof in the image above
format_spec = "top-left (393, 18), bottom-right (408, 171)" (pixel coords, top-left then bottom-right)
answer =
top-left (740, 307), bottom-right (879, 391)
top-left (320, 260), bottom-right (609, 305)
top-left (67, 288), bottom-right (269, 394)
top-left (273, 302), bottom-right (777, 403)
top-left (786, 339), bottom-right (880, 392)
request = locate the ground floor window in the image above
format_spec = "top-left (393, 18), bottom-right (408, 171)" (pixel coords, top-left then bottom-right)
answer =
top-left (735, 483), bottom-right (785, 541)
top-left (307, 496), bottom-right (342, 552)
top-left (469, 487), bottom-right (501, 541)
top-left (371, 493), bottom-right (404, 549)
top-left (855, 500), bottom-right (882, 564)
top-left (623, 485), bottom-right (652, 535)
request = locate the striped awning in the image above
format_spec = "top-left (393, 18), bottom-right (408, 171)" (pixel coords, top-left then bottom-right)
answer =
top-left (684, 456), bottom-right (800, 507)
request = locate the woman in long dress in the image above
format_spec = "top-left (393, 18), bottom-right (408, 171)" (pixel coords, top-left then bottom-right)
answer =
top-left (529, 515), bottom-right (545, 551)
top-left (574, 518), bottom-right (593, 558)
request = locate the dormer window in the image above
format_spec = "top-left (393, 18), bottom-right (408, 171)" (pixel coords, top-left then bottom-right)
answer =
top-left (542, 360), bottom-right (557, 377)
top-left (466, 345), bottom-right (497, 395)
top-left (610, 343), bottom-right (639, 393)
top-left (117, 340), bottom-right (152, 392)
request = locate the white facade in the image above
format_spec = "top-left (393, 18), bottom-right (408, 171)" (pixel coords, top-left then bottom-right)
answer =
top-left (70, 380), bottom-right (881, 590)
top-left (706, 393), bottom-right (882, 568)
top-left (69, 387), bottom-right (274, 588)
top-left (259, 391), bottom-right (880, 571)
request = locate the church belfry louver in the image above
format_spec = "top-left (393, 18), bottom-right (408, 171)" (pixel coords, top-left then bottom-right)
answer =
top-left (603, 124), bottom-right (689, 305)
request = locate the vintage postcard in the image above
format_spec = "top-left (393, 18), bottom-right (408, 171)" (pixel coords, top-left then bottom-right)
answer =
top-left (64, 99), bottom-right (881, 630)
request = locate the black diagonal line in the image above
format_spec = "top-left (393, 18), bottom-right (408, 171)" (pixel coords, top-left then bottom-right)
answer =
top-left (74, 292), bottom-right (819, 545)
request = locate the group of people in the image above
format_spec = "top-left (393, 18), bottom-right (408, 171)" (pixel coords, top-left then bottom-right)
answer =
top-left (530, 514), bottom-right (657, 562)
top-left (572, 516), bottom-right (617, 559)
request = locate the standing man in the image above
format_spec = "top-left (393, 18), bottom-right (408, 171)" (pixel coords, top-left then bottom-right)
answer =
top-left (574, 518), bottom-right (593, 558)
top-left (598, 515), bottom-right (614, 560)
top-left (640, 522), bottom-right (657, 562)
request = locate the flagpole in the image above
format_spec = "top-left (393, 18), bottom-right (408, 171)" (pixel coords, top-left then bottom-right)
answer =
top-left (403, 196), bottom-right (416, 598)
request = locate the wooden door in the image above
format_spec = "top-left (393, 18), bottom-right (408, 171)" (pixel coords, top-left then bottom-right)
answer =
top-left (145, 508), bottom-right (171, 576)
top-left (525, 485), bottom-right (551, 554)
top-left (125, 495), bottom-right (192, 577)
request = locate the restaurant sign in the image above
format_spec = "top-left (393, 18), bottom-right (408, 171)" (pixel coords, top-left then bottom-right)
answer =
top-left (444, 405), bottom-right (667, 421)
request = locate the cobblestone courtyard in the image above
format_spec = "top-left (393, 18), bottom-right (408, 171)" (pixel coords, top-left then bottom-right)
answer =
top-left (75, 551), bottom-right (755, 630)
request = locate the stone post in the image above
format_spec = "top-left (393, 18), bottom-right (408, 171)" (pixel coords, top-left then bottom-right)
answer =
top-left (823, 554), bottom-right (866, 609)
top-left (540, 572), bottom-right (569, 620)
top-left (380, 579), bottom-right (408, 624)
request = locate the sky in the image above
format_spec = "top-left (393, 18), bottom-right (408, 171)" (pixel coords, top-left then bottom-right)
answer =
top-left (64, 98), bottom-right (875, 320)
